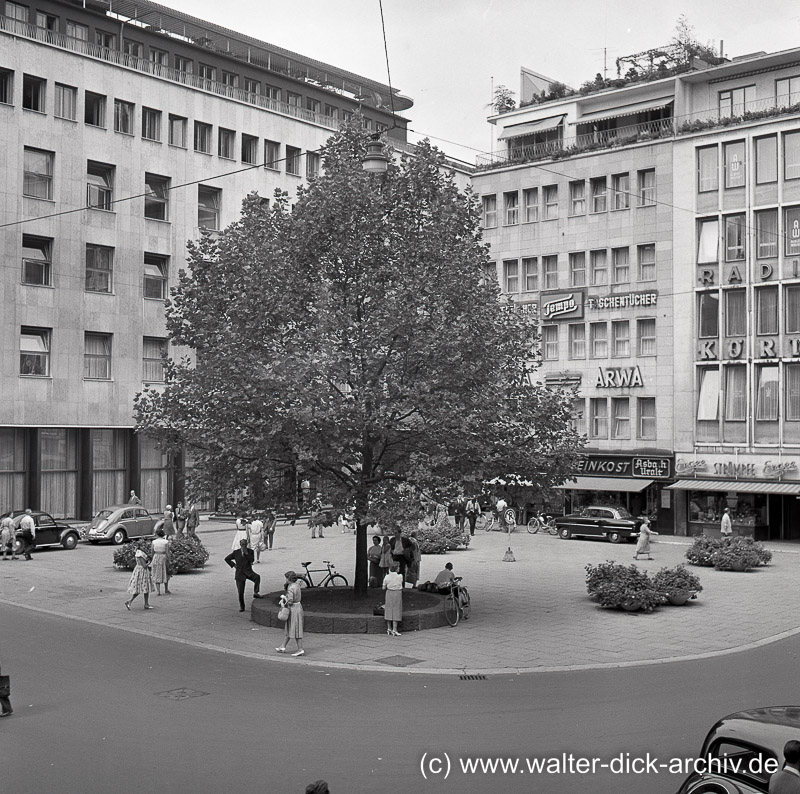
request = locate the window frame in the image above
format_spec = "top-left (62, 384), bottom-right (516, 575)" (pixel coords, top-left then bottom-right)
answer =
top-left (168, 114), bottom-right (187, 148)
top-left (84, 91), bottom-right (105, 127)
top-left (193, 120), bottom-right (213, 154)
top-left (755, 135), bottom-right (778, 184)
top-left (86, 160), bottom-right (114, 211)
top-left (264, 140), bottom-right (280, 171)
top-left (569, 251), bottom-right (586, 287)
top-left (85, 243), bottom-right (113, 293)
top-left (590, 397), bottom-right (608, 438)
top-left (612, 247), bottom-right (630, 284)
top-left (590, 249), bottom-right (607, 286)
top-left (503, 259), bottom-right (519, 293)
top-left (611, 320), bottom-right (630, 358)
top-left (756, 286), bottom-right (779, 336)
top-left (143, 253), bottom-right (168, 300)
top-left (144, 173), bottom-right (170, 221)
top-left (590, 322), bottom-right (608, 358)
top-left (637, 168), bottom-right (656, 206)
top-left (637, 243), bottom-right (656, 281)
top-left (113, 99), bottom-right (134, 135)
top-left (724, 214), bottom-right (746, 262)
top-left (504, 191), bottom-right (519, 225)
top-left (22, 73), bottom-right (46, 113)
top-left (286, 145), bottom-right (301, 176)
top-left (638, 397), bottom-right (656, 439)
top-left (611, 172), bottom-right (630, 210)
top-left (141, 107), bottom-right (161, 141)
top-left (697, 145), bottom-right (718, 193)
top-left (590, 176), bottom-right (607, 213)
top-left (21, 234), bottom-right (52, 287)
top-left (723, 140), bottom-right (746, 189)
top-left (218, 128), bottom-right (235, 159)
top-left (20, 326), bottom-right (51, 377)
top-left (611, 397), bottom-right (630, 439)
top-left (568, 323), bottom-right (586, 359)
top-left (725, 289), bottom-right (747, 337)
top-left (542, 324), bottom-right (558, 360)
top-left (522, 257), bottom-right (538, 292)
top-left (23, 147), bottom-right (53, 200)
top-left (84, 332), bottom-right (112, 380)
top-left (197, 185), bottom-right (221, 230)
top-left (54, 83), bottom-right (76, 121)
top-left (543, 185), bottom-right (558, 220)
top-left (637, 317), bottom-right (656, 356)
top-left (542, 255), bottom-right (558, 290)
top-left (142, 337), bottom-right (167, 383)
top-left (482, 194), bottom-right (497, 228)
top-left (697, 367), bottom-right (720, 421)
top-left (523, 187), bottom-right (539, 223)
top-left (698, 292), bottom-right (720, 339)
top-left (569, 181), bottom-right (585, 216)
top-left (756, 209), bottom-right (778, 259)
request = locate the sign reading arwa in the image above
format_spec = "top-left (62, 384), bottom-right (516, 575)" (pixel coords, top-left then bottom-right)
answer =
top-left (595, 366), bottom-right (644, 388)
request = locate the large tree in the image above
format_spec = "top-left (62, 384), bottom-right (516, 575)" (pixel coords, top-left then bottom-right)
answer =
top-left (135, 124), bottom-right (583, 593)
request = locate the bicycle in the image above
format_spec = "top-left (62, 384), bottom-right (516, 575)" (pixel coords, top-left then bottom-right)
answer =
top-left (443, 577), bottom-right (471, 627)
top-left (527, 512), bottom-right (558, 535)
top-left (297, 560), bottom-right (348, 587)
top-left (483, 507), bottom-right (517, 533)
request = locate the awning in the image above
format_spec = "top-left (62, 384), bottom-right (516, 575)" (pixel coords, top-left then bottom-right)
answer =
top-left (557, 476), bottom-right (653, 493)
top-left (571, 97), bottom-right (673, 125)
top-left (667, 479), bottom-right (800, 496)
top-left (497, 115), bottom-right (565, 140)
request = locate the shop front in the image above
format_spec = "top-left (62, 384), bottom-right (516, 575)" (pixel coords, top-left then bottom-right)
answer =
top-left (558, 453), bottom-right (675, 532)
top-left (668, 454), bottom-right (800, 540)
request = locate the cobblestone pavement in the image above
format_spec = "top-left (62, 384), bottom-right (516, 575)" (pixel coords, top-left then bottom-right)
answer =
top-left (1, 519), bottom-right (799, 674)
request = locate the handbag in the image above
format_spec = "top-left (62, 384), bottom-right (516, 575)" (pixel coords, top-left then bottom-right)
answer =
top-left (277, 606), bottom-right (290, 622)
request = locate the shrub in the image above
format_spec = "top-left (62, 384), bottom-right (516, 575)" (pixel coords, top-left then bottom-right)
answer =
top-left (113, 535), bottom-right (210, 574)
top-left (685, 535), bottom-right (722, 566)
top-left (585, 560), bottom-right (620, 599)
top-left (585, 562), bottom-right (661, 613)
top-left (414, 512), bottom-right (464, 554)
top-left (713, 541), bottom-right (760, 572)
top-left (652, 564), bottom-right (702, 601)
top-left (732, 536), bottom-right (772, 565)
top-left (686, 535), bottom-right (771, 570)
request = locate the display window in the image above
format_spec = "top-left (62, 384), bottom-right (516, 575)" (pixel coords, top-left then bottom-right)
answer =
top-left (687, 491), bottom-right (768, 528)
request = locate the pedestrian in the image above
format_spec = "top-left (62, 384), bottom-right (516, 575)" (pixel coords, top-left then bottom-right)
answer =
top-left (367, 535), bottom-right (383, 587)
top-left (389, 527), bottom-right (413, 586)
top-left (406, 530), bottom-right (421, 588)
top-left (264, 507), bottom-right (277, 550)
top-left (633, 518), bottom-right (658, 561)
top-left (18, 508), bottom-right (36, 561)
top-left (0, 665), bottom-right (12, 718)
top-left (248, 513), bottom-right (265, 563)
top-left (433, 562), bottom-right (456, 593)
top-left (162, 504), bottom-right (175, 539)
top-left (224, 538), bottom-right (263, 612)
top-left (379, 535), bottom-right (392, 583)
top-left (186, 502), bottom-right (200, 536)
top-left (1, 514), bottom-right (17, 560)
top-left (310, 493), bottom-right (325, 539)
top-left (150, 529), bottom-right (171, 595)
top-left (231, 512), bottom-right (249, 551)
top-left (465, 495), bottom-right (481, 536)
top-left (300, 477), bottom-right (311, 507)
top-left (276, 570), bottom-right (305, 656)
top-left (769, 740), bottom-right (800, 793)
top-left (174, 502), bottom-right (186, 535)
top-left (382, 563), bottom-right (403, 636)
top-left (452, 493), bottom-right (467, 533)
top-left (128, 490), bottom-right (142, 505)
top-left (124, 541), bottom-right (155, 610)
top-left (720, 507), bottom-right (733, 540)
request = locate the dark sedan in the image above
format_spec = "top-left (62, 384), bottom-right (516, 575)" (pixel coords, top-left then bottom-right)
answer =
top-left (555, 505), bottom-right (640, 543)
top-left (2, 510), bottom-right (81, 553)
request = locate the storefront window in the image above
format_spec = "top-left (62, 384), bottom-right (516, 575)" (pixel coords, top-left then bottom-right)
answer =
top-left (40, 428), bottom-right (78, 518)
top-left (92, 429), bottom-right (127, 512)
top-left (688, 491), bottom-right (767, 528)
top-left (0, 428), bottom-right (26, 512)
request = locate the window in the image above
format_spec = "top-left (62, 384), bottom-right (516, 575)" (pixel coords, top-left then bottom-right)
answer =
top-left (85, 244), bottom-right (112, 293)
top-left (23, 147), bottom-right (53, 200)
top-left (726, 290), bottom-right (747, 336)
top-left (755, 136), bottom-right (777, 184)
top-left (84, 92), bottom-right (105, 127)
top-left (612, 398), bottom-right (630, 439)
top-left (243, 78), bottom-right (259, 95)
top-left (20, 327), bottom-right (50, 376)
top-left (787, 364), bottom-right (800, 420)
top-left (306, 151), bottom-right (320, 179)
top-left (698, 292), bottom-right (719, 338)
top-left (21, 235), bottom-right (52, 286)
top-left (612, 173), bottom-right (629, 210)
top-left (65, 21), bottom-right (87, 41)
top-left (5, 2), bottom-right (28, 22)
top-left (218, 128), bottom-right (235, 159)
top-left (697, 219), bottom-right (719, 263)
top-left (523, 187), bottom-right (539, 222)
top-left (590, 322), bottom-right (608, 358)
top-left (756, 365), bottom-right (779, 421)
top-left (0, 68), bottom-right (12, 105)
top-left (198, 64), bottom-right (215, 84)
top-left (504, 191), bottom-right (519, 225)
top-left (573, 398), bottom-right (586, 436)
top-left (481, 262), bottom-right (497, 284)
top-left (503, 259), bottom-right (519, 293)
top-left (784, 131), bottom-right (800, 180)
top-left (637, 169), bottom-right (656, 206)
top-left (523, 257), bottom-right (538, 291)
top-left (482, 195), bottom-right (497, 228)
top-left (569, 181), bottom-right (585, 215)
top-left (194, 121), bottom-right (212, 154)
top-left (590, 177), bottom-right (607, 213)
top-left (723, 141), bottom-right (745, 189)
top-left (697, 368), bottom-right (720, 420)
top-left (286, 146), bottom-right (301, 176)
top-left (144, 174), bottom-right (169, 221)
top-left (143, 338), bottom-right (167, 383)
top-left (84, 333), bottom-right (111, 379)
top-left (198, 186), bottom-right (221, 230)
top-left (35, 12), bottom-right (57, 33)
top-left (113, 99), bottom-right (134, 134)
top-left (168, 114), bottom-right (186, 147)
top-left (638, 398), bottom-right (656, 439)
top-left (54, 83), bottom-right (76, 120)
top-left (590, 398), bottom-right (608, 438)
top-left (149, 48), bottom-right (168, 67)
top-left (542, 325), bottom-right (558, 360)
top-left (87, 161), bottom-right (114, 210)
top-left (264, 140), bottom-right (280, 170)
top-left (142, 107), bottom-right (161, 141)
top-left (569, 252), bottom-right (586, 287)
top-left (221, 71), bottom-right (237, 89)
top-left (143, 253), bottom-right (168, 300)
top-left (241, 134), bottom-right (259, 165)
top-left (568, 324), bottom-right (585, 359)
top-left (724, 366), bottom-right (747, 420)
top-left (305, 96), bottom-right (320, 114)
top-left (324, 104), bottom-right (338, 122)
top-left (756, 286), bottom-right (778, 335)
top-left (787, 286), bottom-right (800, 334)
top-left (174, 55), bottom-right (192, 75)
top-left (637, 318), bottom-right (656, 356)
top-left (122, 39), bottom-right (142, 59)
top-left (543, 255), bottom-right (558, 290)
top-left (543, 185), bottom-right (558, 219)
top-left (264, 85), bottom-right (281, 102)
top-left (785, 207), bottom-right (800, 256)
top-left (756, 210), bottom-right (778, 258)
top-left (22, 74), bottom-right (45, 112)
top-left (697, 146), bottom-right (718, 192)
top-left (95, 30), bottom-right (115, 49)
top-left (612, 321), bottom-right (630, 357)
top-left (719, 85), bottom-right (755, 116)
top-left (724, 214), bottom-right (746, 261)
top-left (777, 76), bottom-right (800, 106)
top-left (612, 247), bottom-right (629, 283)
top-left (590, 249), bottom-right (607, 285)
top-left (637, 244), bottom-right (656, 281)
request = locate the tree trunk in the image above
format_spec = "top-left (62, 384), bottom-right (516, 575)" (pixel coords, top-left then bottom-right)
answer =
top-left (353, 487), bottom-right (370, 595)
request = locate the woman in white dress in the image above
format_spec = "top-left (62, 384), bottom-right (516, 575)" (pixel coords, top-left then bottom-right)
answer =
top-left (276, 570), bottom-right (305, 657)
top-left (125, 543), bottom-right (155, 610)
top-left (150, 529), bottom-right (171, 595)
top-left (382, 563), bottom-right (403, 636)
top-left (231, 513), bottom-right (249, 551)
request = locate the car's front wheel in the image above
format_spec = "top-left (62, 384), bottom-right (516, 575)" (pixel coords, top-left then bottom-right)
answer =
top-left (558, 527), bottom-right (572, 540)
top-left (608, 532), bottom-right (622, 544)
top-left (62, 533), bottom-right (79, 550)
top-left (112, 528), bottom-right (127, 545)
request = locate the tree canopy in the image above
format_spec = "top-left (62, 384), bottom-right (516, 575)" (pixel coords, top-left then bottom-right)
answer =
top-left (134, 122), bottom-right (583, 591)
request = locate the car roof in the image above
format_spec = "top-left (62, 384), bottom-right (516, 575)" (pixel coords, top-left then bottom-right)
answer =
top-left (702, 706), bottom-right (800, 757)
top-left (100, 505), bottom-right (142, 512)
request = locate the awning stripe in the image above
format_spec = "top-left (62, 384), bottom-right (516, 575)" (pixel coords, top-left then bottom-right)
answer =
top-left (571, 97), bottom-right (673, 125)
top-left (557, 476), bottom-right (653, 493)
top-left (497, 115), bottom-right (565, 140)
top-left (667, 479), bottom-right (800, 495)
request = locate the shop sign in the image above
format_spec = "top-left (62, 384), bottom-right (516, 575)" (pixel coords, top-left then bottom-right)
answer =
top-left (632, 457), bottom-right (672, 479)
top-left (541, 292), bottom-right (584, 321)
top-left (764, 461), bottom-right (798, 479)
top-left (595, 366), bottom-right (644, 388)
top-left (586, 291), bottom-right (658, 310)
top-left (576, 455), bottom-right (673, 479)
top-left (515, 301), bottom-right (538, 318)
top-left (676, 456), bottom-right (799, 481)
top-left (675, 458), bottom-right (707, 476)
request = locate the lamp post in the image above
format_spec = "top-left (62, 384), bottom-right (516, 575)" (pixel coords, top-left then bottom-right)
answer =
top-left (362, 134), bottom-right (388, 174)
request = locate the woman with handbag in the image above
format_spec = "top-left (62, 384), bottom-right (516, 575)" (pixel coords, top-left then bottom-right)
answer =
top-left (124, 541), bottom-right (156, 610)
top-left (0, 665), bottom-right (11, 717)
top-left (382, 563), bottom-right (404, 636)
top-left (276, 571), bottom-right (305, 657)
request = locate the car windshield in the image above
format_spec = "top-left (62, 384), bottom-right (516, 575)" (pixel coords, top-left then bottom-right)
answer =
top-left (94, 510), bottom-right (114, 520)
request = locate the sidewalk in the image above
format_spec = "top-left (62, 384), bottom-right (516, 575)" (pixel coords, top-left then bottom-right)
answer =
top-left (2, 519), bottom-right (799, 675)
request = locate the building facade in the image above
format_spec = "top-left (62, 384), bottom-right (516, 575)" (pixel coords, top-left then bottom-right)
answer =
top-left (0, 0), bottom-right (412, 518)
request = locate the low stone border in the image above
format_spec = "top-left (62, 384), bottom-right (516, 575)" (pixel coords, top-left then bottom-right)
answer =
top-left (251, 590), bottom-right (450, 634)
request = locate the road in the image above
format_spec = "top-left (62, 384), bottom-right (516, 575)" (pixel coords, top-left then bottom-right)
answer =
top-left (2, 604), bottom-right (799, 793)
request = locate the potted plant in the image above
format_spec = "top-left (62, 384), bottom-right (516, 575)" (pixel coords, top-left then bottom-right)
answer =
top-left (652, 564), bottom-right (703, 605)
top-left (713, 541), bottom-right (760, 572)
top-left (585, 562), bottom-right (660, 613)
top-left (685, 535), bottom-right (723, 567)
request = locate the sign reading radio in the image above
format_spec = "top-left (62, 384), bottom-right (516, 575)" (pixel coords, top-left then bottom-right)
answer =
top-left (541, 292), bottom-right (584, 321)
top-left (575, 454), bottom-right (673, 479)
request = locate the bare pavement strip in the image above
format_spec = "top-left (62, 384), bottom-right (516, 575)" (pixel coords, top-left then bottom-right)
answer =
top-left (1, 518), bottom-right (799, 674)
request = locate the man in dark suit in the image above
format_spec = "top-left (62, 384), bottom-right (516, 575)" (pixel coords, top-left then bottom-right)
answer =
top-left (224, 538), bottom-right (263, 612)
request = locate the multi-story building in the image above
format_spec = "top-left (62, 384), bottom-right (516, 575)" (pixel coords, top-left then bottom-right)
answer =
top-left (0, 0), bottom-right (413, 518)
top-left (474, 46), bottom-right (800, 539)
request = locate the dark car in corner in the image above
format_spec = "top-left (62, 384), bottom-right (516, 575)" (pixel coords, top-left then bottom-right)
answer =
top-left (1, 510), bottom-right (81, 553)
top-left (676, 706), bottom-right (800, 793)
top-left (554, 505), bottom-right (641, 543)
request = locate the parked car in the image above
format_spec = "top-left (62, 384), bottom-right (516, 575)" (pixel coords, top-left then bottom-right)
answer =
top-left (86, 505), bottom-right (164, 545)
top-left (1, 510), bottom-right (81, 552)
top-left (676, 706), bottom-right (800, 793)
top-left (555, 505), bottom-right (641, 543)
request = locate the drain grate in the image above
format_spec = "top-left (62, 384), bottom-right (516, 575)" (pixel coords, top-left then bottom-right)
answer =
top-left (156, 688), bottom-right (210, 700)
top-left (459, 674), bottom-right (487, 680)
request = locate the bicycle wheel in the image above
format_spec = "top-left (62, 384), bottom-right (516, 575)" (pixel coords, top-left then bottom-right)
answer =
top-left (325, 574), bottom-right (348, 587)
top-left (459, 587), bottom-right (471, 620)
top-left (475, 513), bottom-right (488, 532)
top-left (484, 515), bottom-right (495, 532)
top-left (298, 576), bottom-right (311, 588)
top-left (527, 517), bottom-right (541, 534)
top-left (547, 521), bottom-right (560, 536)
top-left (444, 593), bottom-right (460, 626)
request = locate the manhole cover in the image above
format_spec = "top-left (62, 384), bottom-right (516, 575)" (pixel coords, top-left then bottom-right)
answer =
top-left (156, 688), bottom-right (210, 700)
top-left (374, 655), bottom-right (424, 667)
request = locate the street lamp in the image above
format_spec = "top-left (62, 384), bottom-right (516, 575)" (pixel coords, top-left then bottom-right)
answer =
top-left (362, 134), bottom-right (388, 174)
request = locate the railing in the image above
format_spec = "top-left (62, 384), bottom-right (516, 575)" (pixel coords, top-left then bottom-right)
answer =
top-left (0, 15), bottom-right (340, 131)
